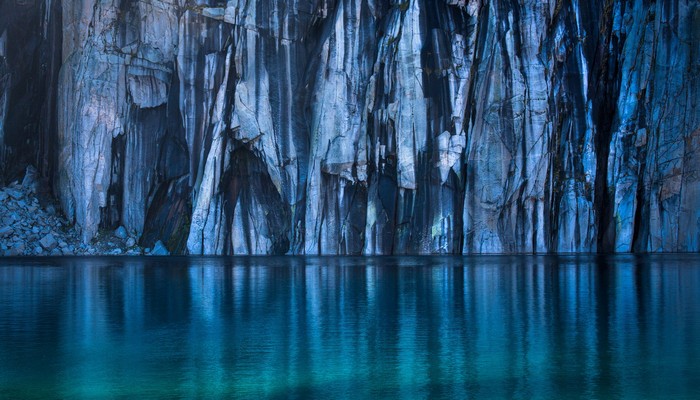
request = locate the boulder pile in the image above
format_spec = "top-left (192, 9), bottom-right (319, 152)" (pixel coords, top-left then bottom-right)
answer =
top-left (1, 168), bottom-right (148, 256)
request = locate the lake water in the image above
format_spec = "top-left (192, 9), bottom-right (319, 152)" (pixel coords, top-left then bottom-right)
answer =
top-left (1, 255), bottom-right (699, 399)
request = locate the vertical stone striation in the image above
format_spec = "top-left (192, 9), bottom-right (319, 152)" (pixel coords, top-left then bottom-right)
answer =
top-left (305, 0), bottom-right (373, 254)
top-left (2, 0), bottom-right (699, 253)
top-left (57, 0), bottom-right (180, 242)
top-left (462, 0), bottom-right (601, 254)
top-left (59, 0), bottom-right (120, 242)
top-left (0, 45), bottom-right (7, 176)
top-left (0, 0), bottom-right (61, 184)
top-left (605, 0), bottom-right (700, 252)
top-left (184, 0), bottom-right (329, 254)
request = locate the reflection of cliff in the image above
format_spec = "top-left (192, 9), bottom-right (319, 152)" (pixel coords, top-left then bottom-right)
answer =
top-left (0, 256), bottom-right (699, 397)
top-left (0, 1), bottom-right (698, 254)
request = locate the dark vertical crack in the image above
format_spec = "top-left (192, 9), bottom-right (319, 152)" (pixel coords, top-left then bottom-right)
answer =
top-left (592, 0), bottom-right (625, 252)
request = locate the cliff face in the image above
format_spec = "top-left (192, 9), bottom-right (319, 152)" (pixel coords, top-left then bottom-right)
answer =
top-left (1, 0), bottom-right (698, 254)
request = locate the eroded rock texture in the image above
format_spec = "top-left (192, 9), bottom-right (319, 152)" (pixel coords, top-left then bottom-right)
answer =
top-left (1, 0), bottom-right (698, 254)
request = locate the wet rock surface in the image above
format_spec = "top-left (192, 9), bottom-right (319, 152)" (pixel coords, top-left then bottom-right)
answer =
top-left (1, 1), bottom-right (699, 255)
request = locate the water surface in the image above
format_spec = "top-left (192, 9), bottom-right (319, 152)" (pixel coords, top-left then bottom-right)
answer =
top-left (1, 255), bottom-right (699, 399)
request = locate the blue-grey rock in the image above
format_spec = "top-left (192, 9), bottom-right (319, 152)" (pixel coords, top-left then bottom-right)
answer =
top-left (149, 241), bottom-right (169, 256)
top-left (21, 165), bottom-right (37, 193)
top-left (0, 226), bottom-right (12, 238)
top-left (5, 242), bottom-right (25, 256)
top-left (39, 233), bottom-right (57, 251)
top-left (6, 189), bottom-right (22, 201)
top-left (0, 0), bottom-right (698, 254)
top-left (114, 226), bottom-right (128, 240)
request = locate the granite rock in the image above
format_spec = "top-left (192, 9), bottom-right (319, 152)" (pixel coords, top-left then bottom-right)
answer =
top-left (0, 0), bottom-right (698, 254)
top-left (39, 233), bottom-right (57, 251)
top-left (150, 240), bottom-right (170, 256)
top-left (114, 226), bottom-right (128, 240)
top-left (0, 226), bottom-right (12, 238)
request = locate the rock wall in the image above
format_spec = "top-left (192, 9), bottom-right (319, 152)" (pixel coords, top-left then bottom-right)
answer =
top-left (0, 0), bottom-right (61, 187)
top-left (0, 0), bottom-right (698, 254)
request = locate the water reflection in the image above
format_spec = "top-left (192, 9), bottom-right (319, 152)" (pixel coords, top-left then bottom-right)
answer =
top-left (1, 256), bottom-right (699, 398)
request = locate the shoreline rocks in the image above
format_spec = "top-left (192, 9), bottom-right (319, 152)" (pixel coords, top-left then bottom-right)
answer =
top-left (0, 169), bottom-right (149, 256)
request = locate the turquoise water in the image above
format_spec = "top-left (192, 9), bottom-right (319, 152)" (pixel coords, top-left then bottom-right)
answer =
top-left (1, 255), bottom-right (699, 399)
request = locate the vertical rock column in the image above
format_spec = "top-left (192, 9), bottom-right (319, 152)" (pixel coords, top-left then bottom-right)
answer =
top-left (0, 32), bottom-right (8, 177)
top-left (462, 0), bottom-right (599, 253)
top-left (607, 0), bottom-right (700, 252)
top-left (361, 0), bottom-right (472, 254)
top-left (547, 0), bottom-right (600, 253)
top-left (0, 0), bottom-right (60, 184)
top-left (186, 0), bottom-right (328, 254)
top-left (365, 0), bottom-right (432, 254)
top-left (303, 0), bottom-right (375, 255)
top-left (462, 0), bottom-right (552, 253)
top-left (58, 0), bottom-right (180, 242)
top-left (58, 0), bottom-right (127, 241)
top-left (119, 0), bottom-right (179, 236)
